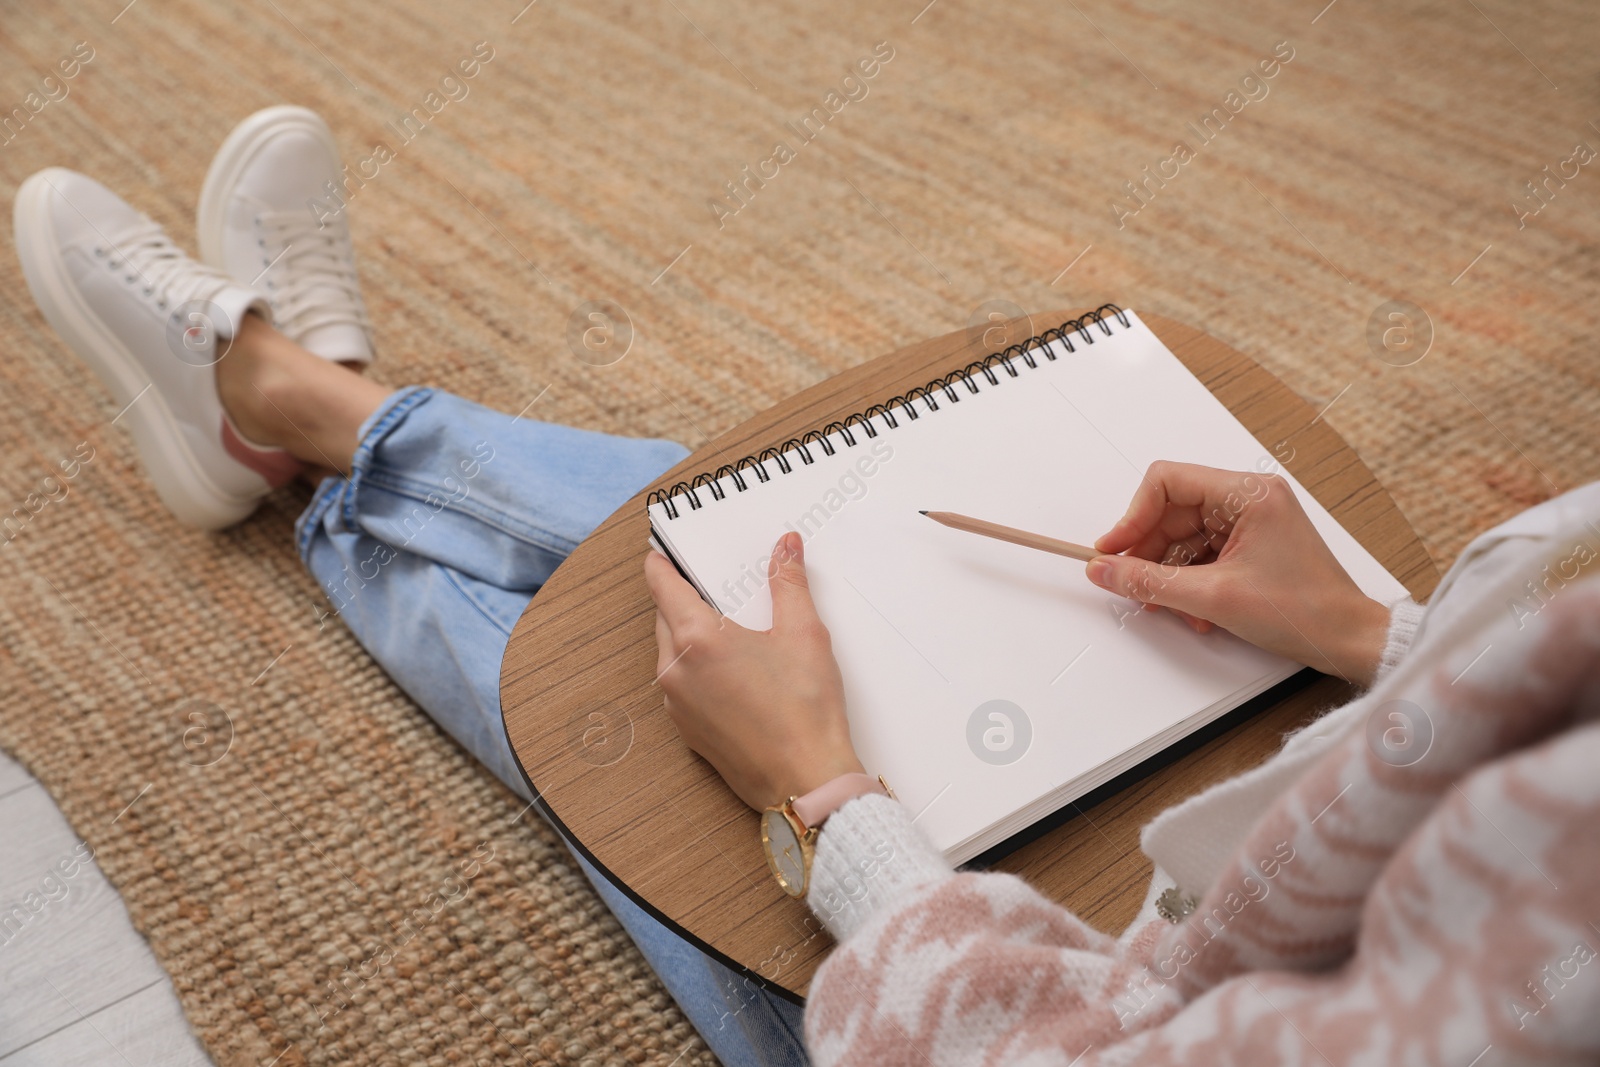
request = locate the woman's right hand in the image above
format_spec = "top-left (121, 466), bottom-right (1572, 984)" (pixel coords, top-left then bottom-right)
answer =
top-left (1085, 461), bottom-right (1393, 686)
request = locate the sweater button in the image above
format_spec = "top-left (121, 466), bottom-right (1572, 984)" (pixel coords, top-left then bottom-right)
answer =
top-left (1156, 886), bottom-right (1198, 923)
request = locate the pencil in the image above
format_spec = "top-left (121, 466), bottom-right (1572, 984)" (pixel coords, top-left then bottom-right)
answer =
top-left (920, 510), bottom-right (1100, 563)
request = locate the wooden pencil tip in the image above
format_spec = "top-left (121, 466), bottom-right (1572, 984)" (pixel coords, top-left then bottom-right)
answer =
top-left (918, 509), bottom-right (929, 515)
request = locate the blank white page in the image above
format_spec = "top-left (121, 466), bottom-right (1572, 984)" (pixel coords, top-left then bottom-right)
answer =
top-left (648, 310), bottom-right (1407, 863)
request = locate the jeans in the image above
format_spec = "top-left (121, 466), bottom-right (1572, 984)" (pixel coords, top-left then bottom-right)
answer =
top-left (295, 386), bottom-right (810, 1067)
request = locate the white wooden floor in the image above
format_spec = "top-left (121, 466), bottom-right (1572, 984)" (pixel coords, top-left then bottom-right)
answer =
top-left (0, 749), bottom-right (212, 1066)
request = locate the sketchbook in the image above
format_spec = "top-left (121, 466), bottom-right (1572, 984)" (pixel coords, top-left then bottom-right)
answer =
top-left (646, 307), bottom-right (1407, 865)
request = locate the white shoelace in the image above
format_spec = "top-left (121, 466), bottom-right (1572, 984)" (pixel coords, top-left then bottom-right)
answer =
top-left (99, 218), bottom-right (238, 313)
top-left (256, 210), bottom-right (371, 339)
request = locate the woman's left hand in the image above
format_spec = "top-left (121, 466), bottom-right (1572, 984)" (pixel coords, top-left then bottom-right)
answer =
top-left (644, 531), bottom-right (865, 811)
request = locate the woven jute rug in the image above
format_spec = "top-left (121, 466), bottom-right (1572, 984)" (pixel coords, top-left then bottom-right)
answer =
top-left (1, 0), bottom-right (1596, 1064)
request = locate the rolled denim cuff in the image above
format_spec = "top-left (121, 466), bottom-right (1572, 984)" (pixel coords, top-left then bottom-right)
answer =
top-left (294, 386), bottom-right (434, 563)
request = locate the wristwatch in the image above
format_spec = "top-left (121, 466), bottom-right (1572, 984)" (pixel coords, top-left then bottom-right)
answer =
top-left (761, 772), bottom-right (894, 897)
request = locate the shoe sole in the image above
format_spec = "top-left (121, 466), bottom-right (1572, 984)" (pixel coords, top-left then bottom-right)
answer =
top-left (196, 105), bottom-right (342, 271)
top-left (13, 169), bottom-right (261, 530)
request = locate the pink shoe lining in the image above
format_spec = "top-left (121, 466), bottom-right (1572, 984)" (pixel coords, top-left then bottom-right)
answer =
top-left (221, 416), bottom-right (303, 488)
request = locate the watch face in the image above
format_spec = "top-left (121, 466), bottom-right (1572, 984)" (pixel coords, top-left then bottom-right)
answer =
top-left (762, 809), bottom-right (806, 896)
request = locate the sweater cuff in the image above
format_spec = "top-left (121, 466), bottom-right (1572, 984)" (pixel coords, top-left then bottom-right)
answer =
top-left (806, 793), bottom-right (955, 943)
top-left (1375, 597), bottom-right (1427, 683)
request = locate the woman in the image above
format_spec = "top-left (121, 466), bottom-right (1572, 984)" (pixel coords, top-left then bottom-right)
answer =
top-left (20, 103), bottom-right (1598, 1065)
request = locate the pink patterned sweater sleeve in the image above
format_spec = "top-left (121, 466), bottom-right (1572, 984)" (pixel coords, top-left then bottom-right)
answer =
top-left (803, 571), bottom-right (1600, 1065)
top-left (804, 792), bottom-right (1163, 1063)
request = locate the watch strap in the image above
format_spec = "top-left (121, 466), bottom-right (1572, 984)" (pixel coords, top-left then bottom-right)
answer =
top-left (791, 772), bottom-right (889, 831)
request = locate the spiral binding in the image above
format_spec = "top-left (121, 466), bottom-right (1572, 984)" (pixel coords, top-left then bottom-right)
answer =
top-left (646, 304), bottom-right (1131, 519)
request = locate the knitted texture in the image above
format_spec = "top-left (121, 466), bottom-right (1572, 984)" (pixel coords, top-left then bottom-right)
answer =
top-left (1377, 597), bottom-right (1427, 681)
top-left (807, 793), bottom-right (955, 944)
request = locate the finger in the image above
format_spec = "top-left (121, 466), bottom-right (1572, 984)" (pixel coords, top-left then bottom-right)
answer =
top-left (766, 532), bottom-right (825, 636)
top-left (1086, 552), bottom-right (1224, 621)
top-left (1127, 507), bottom-right (1235, 569)
top-left (1095, 461), bottom-right (1248, 553)
top-left (1095, 460), bottom-right (1203, 552)
top-left (1160, 529), bottom-right (1217, 567)
top-left (644, 549), bottom-right (717, 634)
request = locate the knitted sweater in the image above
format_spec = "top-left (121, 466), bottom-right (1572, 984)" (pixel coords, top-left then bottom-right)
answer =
top-left (804, 482), bottom-right (1600, 1065)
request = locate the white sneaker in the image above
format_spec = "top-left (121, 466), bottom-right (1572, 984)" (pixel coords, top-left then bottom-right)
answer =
top-left (13, 168), bottom-right (302, 530)
top-left (197, 106), bottom-right (373, 365)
